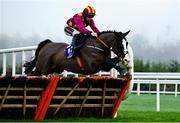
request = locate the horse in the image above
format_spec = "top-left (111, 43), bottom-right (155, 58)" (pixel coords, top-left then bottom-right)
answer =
top-left (24, 30), bottom-right (132, 77)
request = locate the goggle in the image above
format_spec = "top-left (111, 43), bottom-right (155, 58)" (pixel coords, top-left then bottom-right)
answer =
top-left (87, 14), bottom-right (95, 18)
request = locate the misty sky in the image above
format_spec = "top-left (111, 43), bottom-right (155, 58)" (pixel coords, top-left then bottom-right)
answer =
top-left (1, 0), bottom-right (180, 46)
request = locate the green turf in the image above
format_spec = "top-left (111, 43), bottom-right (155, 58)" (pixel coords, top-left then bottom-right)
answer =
top-left (120, 94), bottom-right (156, 111)
top-left (120, 94), bottom-right (180, 112)
top-left (116, 111), bottom-right (180, 122)
top-left (1, 111), bottom-right (180, 122)
top-left (160, 95), bottom-right (180, 112)
top-left (34, 111), bottom-right (180, 122)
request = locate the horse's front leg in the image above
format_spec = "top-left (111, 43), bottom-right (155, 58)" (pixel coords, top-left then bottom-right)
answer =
top-left (106, 57), bottom-right (132, 78)
top-left (102, 57), bottom-right (126, 75)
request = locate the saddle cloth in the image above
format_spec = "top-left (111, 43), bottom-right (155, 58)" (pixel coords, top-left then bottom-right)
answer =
top-left (64, 45), bottom-right (74, 59)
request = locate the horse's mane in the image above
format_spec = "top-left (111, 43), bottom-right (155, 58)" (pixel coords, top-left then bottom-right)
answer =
top-left (98, 30), bottom-right (119, 36)
top-left (77, 30), bottom-right (121, 38)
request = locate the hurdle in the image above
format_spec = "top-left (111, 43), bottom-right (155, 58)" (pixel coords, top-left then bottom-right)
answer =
top-left (0, 75), bottom-right (131, 119)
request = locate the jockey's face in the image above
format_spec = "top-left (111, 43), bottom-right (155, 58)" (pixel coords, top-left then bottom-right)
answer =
top-left (86, 14), bottom-right (94, 21)
top-left (86, 17), bottom-right (93, 21)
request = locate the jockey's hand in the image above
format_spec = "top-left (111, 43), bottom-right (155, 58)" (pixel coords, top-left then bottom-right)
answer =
top-left (91, 32), bottom-right (98, 37)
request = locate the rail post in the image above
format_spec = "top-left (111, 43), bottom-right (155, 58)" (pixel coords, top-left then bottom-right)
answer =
top-left (156, 79), bottom-right (160, 112)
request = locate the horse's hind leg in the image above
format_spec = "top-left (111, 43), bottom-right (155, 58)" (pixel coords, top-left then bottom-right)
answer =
top-left (35, 62), bottom-right (63, 75)
top-left (49, 66), bottom-right (63, 74)
top-left (42, 65), bottom-right (64, 75)
top-left (33, 53), bottom-right (64, 75)
top-left (30, 70), bottom-right (42, 76)
top-left (35, 65), bottom-right (51, 75)
top-left (33, 60), bottom-right (51, 75)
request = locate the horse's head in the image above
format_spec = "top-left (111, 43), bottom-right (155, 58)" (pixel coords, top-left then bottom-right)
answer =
top-left (111, 31), bottom-right (130, 59)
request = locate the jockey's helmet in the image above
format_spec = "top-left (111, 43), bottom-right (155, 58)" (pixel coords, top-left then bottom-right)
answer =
top-left (83, 6), bottom-right (96, 18)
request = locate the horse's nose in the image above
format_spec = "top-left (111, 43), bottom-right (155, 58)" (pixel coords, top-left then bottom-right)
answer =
top-left (123, 54), bottom-right (130, 65)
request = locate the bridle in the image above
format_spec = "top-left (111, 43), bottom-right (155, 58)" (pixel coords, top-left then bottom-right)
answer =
top-left (86, 33), bottom-right (129, 58)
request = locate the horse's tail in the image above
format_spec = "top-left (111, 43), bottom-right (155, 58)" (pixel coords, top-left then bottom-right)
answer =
top-left (24, 39), bottom-right (52, 74)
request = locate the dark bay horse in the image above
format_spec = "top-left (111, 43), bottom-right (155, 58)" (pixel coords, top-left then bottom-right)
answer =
top-left (24, 31), bottom-right (131, 76)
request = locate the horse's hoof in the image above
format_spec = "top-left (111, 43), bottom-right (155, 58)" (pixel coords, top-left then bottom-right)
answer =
top-left (119, 73), bottom-right (126, 78)
top-left (119, 70), bottom-right (127, 78)
top-left (127, 74), bottom-right (132, 80)
top-left (124, 72), bottom-right (132, 80)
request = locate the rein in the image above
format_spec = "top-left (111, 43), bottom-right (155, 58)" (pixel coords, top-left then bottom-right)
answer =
top-left (86, 36), bottom-right (115, 53)
top-left (96, 37), bottom-right (109, 48)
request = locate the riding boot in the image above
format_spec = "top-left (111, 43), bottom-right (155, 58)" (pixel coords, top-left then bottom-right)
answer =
top-left (71, 34), bottom-right (78, 50)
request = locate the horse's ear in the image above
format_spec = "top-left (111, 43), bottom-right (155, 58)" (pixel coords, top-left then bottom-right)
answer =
top-left (123, 30), bottom-right (130, 37)
top-left (122, 30), bottom-right (130, 41)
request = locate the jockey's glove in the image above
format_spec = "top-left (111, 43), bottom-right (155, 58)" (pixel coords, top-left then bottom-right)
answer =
top-left (91, 32), bottom-right (98, 37)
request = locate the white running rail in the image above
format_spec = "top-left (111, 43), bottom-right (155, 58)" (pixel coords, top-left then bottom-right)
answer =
top-left (0, 46), bottom-right (36, 76)
top-left (133, 72), bottom-right (180, 112)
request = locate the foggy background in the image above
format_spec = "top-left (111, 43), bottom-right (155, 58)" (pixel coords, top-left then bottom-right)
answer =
top-left (0, 0), bottom-right (180, 63)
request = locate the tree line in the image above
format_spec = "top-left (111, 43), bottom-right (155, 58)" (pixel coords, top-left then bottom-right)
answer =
top-left (134, 58), bottom-right (180, 72)
top-left (133, 58), bottom-right (180, 92)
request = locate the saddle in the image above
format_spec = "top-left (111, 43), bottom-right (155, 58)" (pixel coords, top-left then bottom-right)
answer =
top-left (64, 33), bottom-right (88, 59)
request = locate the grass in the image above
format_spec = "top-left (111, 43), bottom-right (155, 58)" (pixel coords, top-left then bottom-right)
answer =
top-left (120, 94), bottom-right (180, 112)
top-left (116, 111), bottom-right (180, 122)
top-left (160, 95), bottom-right (180, 112)
top-left (0, 94), bottom-right (180, 122)
top-left (2, 111), bottom-right (180, 122)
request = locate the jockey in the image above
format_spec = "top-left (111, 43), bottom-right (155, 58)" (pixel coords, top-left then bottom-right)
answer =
top-left (64, 6), bottom-right (100, 58)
